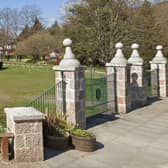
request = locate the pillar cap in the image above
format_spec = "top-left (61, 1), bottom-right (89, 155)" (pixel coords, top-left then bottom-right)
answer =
top-left (59, 38), bottom-right (81, 68)
top-left (4, 107), bottom-right (45, 122)
top-left (110, 42), bottom-right (128, 66)
top-left (53, 65), bottom-right (86, 72)
top-left (151, 45), bottom-right (167, 64)
top-left (128, 43), bottom-right (143, 64)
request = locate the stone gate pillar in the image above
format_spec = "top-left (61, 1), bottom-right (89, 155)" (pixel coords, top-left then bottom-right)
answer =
top-left (106, 42), bottom-right (131, 114)
top-left (106, 66), bottom-right (116, 113)
top-left (150, 45), bottom-right (168, 97)
top-left (128, 43), bottom-right (147, 108)
top-left (5, 107), bottom-right (45, 162)
top-left (53, 39), bottom-right (86, 128)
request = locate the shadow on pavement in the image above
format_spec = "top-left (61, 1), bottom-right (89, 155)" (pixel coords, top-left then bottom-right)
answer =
top-left (147, 96), bottom-right (162, 105)
top-left (44, 141), bottom-right (104, 160)
top-left (126, 96), bottom-right (162, 113)
top-left (44, 147), bottom-right (71, 160)
top-left (86, 113), bottom-right (119, 129)
top-left (95, 141), bottom-right (104, 150)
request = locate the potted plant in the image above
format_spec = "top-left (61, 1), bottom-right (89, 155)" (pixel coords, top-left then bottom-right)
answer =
top-left (68, 126), bottom-right (96, 152)
top-left (43, 111), bottom-right (70, 150)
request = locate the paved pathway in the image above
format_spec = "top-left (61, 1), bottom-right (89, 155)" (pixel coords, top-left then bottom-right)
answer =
top-left (1, 98), bottom-right (168, 168)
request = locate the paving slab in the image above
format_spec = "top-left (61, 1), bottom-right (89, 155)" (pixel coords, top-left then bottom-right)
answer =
top-left (1, 98), bottom-right (168, 168)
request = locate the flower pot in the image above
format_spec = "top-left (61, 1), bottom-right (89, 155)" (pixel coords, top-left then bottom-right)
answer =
top-left (71, 134), bottom-right (96, 152)
top-left (44, 134), bottom-right (69, 150)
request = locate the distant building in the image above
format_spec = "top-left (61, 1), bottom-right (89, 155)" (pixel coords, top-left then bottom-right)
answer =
top-left (0, 43), bottom-right (16, 56)
top-left (45, 50), bottom-right (61, 64)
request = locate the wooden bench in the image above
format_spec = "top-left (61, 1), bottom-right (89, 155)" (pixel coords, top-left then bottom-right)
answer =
top-left (0, 133), bottom-right (14, 162)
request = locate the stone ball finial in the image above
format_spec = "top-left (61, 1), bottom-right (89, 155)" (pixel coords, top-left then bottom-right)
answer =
top-left (110, 42), bottom-right (127, 65)
top-left (59, 38), bottom-right (80, 68)
top-left (131, 43), bottom-right (139, 49)
top-left (63, 38), bottom-right (72, 47)
top-left (156, 45), bottom-right (163, 50)
top-left (115, 42), bottom-right (123, 49)
top-left (128, 43), bottom-right (143, 64)
top-left (151, 45), bottom-right (167, 63)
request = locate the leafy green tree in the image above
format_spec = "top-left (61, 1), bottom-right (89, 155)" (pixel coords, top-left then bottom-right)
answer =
top-left (48, 20), bottom-right (61, 35)
top-left (16, 31), bottom-right (61, 60)
top-left (124, 0), bottom-right (161, 62)
top-left (51, 20), bottom-right (59, 28)
top-left (18, 24), bottom-right (31, 40)
top-left (64, 0), bottom-right (130, 65)
top-left (31, 17), bottom-right (44, 34)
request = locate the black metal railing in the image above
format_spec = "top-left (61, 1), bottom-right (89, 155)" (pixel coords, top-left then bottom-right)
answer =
top-left (27, 80), bottom-right (66, 115)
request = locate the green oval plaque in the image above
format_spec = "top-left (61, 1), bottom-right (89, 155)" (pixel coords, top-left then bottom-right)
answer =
top-left (96, 88), bottom-right (101, 100)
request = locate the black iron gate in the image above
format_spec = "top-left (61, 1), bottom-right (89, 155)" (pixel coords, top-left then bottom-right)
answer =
top-left (144, 64), bottom-right (159, 98)
top-left (85, 73), bottom-right (115, 117)
top-left (144, 64), bottom-right (152, 97)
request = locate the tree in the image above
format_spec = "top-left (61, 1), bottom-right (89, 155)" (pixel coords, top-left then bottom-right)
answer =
top-left (132, 0), bottom-right (161, 62)
top-left (0, 5), bottom-right (44, 55)
top-left (48, 20), bottom-right (65, 51)
top-left (63, 0), bottom-right (131, 65)
top-left (18, 24), bottom-right (31, 40)
top-left (63, 0), bottom-right (163, 64)
top-left (16, 31), bottom-right (62, 60)
top-left (51, 20), bottom-right (59, 28)
top-left (0, 8), bottom-right (19, 55)
top-left (8, 8), bottom-right (20, 39)
top-left (0, 6), bottom-right (41, 41)
top-left (18, 17), bottom-right (44, 41)
top-left (20, 5), bottom-right (42, 27)
top-left (153, 1), bottom-right (168, 56)
top-left (31, 17), bottom-right (44, 34)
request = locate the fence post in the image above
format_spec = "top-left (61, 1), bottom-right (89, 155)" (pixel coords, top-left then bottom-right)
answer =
top-left (1, 136), bottom-right (9, 161)
top-left (0, 133), bottom-right (14, 162)
top-left (128, 43), bottom-right (147, 108)
top-left (53, 39), bottom-right (86, 129)
top-left (150, 45), bottom-right (168, 97)
top-left (106, 42), bottom-right (131, 114)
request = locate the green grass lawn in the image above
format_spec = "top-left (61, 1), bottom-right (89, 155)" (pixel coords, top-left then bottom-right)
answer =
top-left (0, 64), bottom-right (106, 126)
top-left (0, 64), bottom-right (55, 126)
top-left (0, 63), bottom-right (152, 129)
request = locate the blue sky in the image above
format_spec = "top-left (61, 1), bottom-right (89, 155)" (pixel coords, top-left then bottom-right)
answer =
top-left (0, 0), bottom-right (69, 26)
top-left (0, 0), bottom-right (167, 27)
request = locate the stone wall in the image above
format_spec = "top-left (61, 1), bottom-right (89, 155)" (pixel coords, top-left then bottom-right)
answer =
top-left (5, 107), bottom-right (44, 162)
